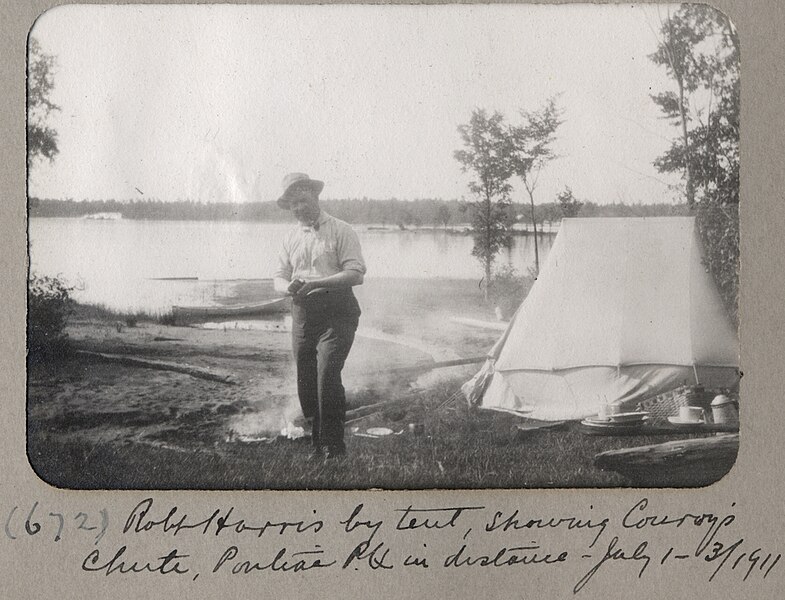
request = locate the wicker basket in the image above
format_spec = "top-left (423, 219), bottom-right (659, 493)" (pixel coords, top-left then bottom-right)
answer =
top-left (635, 385), bottom-right (710, 423)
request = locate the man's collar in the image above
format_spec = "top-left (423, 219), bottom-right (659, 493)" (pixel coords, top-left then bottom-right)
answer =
top-left (299, 211), bottom-right (330, 232)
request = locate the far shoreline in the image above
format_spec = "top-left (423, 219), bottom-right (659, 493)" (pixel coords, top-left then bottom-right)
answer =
top-left (28, 213), bottom-right (559, 236)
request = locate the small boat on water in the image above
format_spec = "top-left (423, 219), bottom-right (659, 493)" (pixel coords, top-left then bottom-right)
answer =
top-left (172, 297), bottom-right (290, 321)
top-left (82, 212), bottom-right (123, 220)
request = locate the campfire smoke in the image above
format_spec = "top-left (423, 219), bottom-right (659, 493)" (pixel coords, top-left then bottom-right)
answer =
top-left (227, 390), bottom-right (302, 441)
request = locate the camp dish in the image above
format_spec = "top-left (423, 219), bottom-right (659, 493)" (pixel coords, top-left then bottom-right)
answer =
top-left (365, 427), bottom-right (394, 436)
top-left (667, 416), bottom-right (706, 426)
top-left (606, 412), bottom-right (649, 423)
top-left (581, 417), bottom-right (645, 428)
top-left (578, 419), bottom-right (646, 435)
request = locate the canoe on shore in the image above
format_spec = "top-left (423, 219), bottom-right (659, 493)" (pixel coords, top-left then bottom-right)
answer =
top-left (172, 297), bottom-right (290, 321)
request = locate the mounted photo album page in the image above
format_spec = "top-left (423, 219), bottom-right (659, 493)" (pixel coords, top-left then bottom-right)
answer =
top-left (27, 3), bottom-right (740, 490)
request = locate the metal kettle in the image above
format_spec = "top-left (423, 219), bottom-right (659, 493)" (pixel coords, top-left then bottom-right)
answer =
top-left (711, 394), bottom-right (739, 425)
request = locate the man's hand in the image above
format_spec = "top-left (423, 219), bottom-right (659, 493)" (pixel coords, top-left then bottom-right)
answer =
top-left (287, 278), bottom-right (305, 295)
top-left (294, 280), bottom-right (320, 298)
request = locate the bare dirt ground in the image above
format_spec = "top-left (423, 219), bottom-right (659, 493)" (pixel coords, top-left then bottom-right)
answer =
top-left (27, 278), bottom-right (503, 486)
top-left (26, 277), bottom-right (728, 490)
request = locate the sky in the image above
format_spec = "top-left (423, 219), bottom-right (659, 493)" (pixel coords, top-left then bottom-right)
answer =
top-left (29, 3), bottom-right (689, 206)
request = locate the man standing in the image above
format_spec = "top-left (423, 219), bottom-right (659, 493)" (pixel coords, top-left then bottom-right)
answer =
top-left (273, 173), bottom-right (366, 458)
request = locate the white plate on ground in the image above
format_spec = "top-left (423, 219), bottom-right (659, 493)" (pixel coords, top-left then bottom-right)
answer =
top-left (366, 427), bottom-right (394, 436)
top-left (667, 416), bottom-right (705, 426)
top-left (607, 412), bottom-right (649, 423)
top-left (583, 417), bottom-right (612, 425)
top-left (581, 418), bottom-right (644, 428)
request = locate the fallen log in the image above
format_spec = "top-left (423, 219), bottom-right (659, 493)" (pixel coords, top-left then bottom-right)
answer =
top-left (343, 359), bottom-right (483, 422)
top-left (370, 356), bottom-right (486, 376)
top-left (594, 434), bottom-right (739, 487)
top-left (580, 421), bottom-right (739, 436)
top-left (345, 358), bottom-right (486, 420)
top-left (75, 350), bottom-right (236, 385)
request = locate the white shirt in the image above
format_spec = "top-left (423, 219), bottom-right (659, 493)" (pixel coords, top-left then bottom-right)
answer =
top-left (273, 211), bottom-right (367, 283)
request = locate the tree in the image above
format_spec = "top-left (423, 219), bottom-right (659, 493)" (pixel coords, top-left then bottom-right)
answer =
top-left (541, 203), bottom-right (561, 230)
top-left (27, 40), bottom-right (73, 363)
top-left (454, 109), bottom-right (514, 300)
top-left (508, 98), bottom-right (562, 274)
top-left (557, 186), bottom-right (583, 218)
top-left (27, 38), bottom-right (60, 170)
top-left (436, 204), bottom-right (451, 229)
top-left (649, 5), bottom-right (739, 322)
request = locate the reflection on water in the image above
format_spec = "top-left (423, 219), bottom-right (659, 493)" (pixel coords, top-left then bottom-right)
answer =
top-left (28, 218), bottom-right (553, 313)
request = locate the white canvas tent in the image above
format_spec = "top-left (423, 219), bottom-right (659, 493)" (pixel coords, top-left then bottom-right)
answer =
top-left (463, 217), bottom-right (739, 421)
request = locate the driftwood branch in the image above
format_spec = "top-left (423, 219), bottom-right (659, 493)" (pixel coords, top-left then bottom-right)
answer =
top-left (75, 350), bottom-right (236, 385)
top-left (345, 358), bottom-right (484, 422)
top-left (370, 356), bottom-right (486, 377)
top-left (594, 434), bottom-right (739, 486)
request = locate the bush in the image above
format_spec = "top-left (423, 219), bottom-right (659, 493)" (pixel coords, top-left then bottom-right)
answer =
top-left (488, 265), bottom-right (535, 319)
top-left (157, 311), bottom-right (177, 326)
top-left (27, 274), bottom-right (74, 362)
top-left (696, 202), bottom-right (739, 326)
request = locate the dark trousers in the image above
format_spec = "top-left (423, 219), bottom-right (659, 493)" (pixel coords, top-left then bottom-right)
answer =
top-left (291, 293), bottom-right (359, 451)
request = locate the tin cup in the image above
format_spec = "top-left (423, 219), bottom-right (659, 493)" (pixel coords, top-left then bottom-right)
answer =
top-left (597, 404), bottom-right (620, 420)
top-left (679, 405), bottom-right (706, 423)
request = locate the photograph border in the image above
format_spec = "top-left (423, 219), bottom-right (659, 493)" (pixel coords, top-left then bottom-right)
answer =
top-left (3, 1), bottom-right (785, 597)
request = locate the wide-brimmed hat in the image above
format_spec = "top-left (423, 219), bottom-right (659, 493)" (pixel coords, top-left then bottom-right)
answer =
top-left (276, 173), bottom-right (324, 209)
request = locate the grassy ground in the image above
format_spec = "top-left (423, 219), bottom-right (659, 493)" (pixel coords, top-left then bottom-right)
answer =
top-left (27, 277), bottom-right (727, 490)
top-left (29, 372), bottom-right (716, 490)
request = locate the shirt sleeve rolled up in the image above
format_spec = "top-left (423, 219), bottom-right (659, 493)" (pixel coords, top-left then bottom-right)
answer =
top-left (337, 224), bottom-right (367, 275)
top-left (273, 234), bottom-right (293, 281)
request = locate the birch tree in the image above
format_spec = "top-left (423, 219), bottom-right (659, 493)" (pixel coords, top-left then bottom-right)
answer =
top-left (454, 109), bottom-right (514, 300)
top-left (508, 98), bottom-right (562, 275)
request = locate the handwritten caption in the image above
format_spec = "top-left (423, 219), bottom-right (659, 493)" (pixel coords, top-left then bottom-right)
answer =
top-left (3, 497), bottom-right (780, 593)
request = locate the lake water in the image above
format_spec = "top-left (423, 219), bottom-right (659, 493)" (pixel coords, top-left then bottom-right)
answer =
top-left (28, 218), bottom-right (553, 313)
